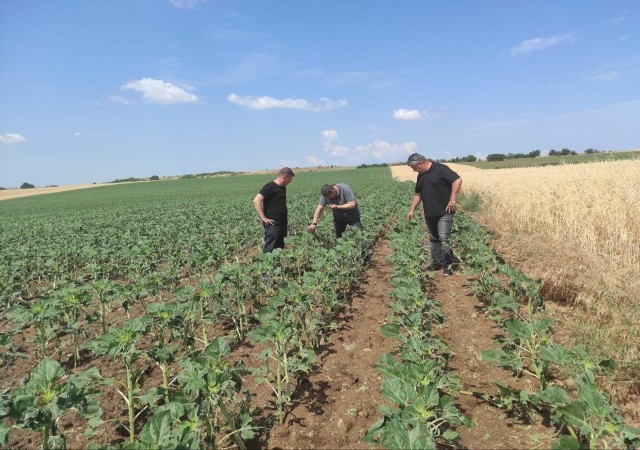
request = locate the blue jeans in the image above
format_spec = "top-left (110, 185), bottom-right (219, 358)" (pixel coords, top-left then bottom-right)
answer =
top-left (263, 224), bottom-right (287, 253)
top-left (425, 214), bottom-right (453, 267)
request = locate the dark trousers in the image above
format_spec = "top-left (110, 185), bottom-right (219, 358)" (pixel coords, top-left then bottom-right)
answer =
top-left (334, 218), bottom-right (362, 238)
top-left (263, 224), bottom-right (287, 253)
top-left (425, 214), bottom-right (454, 266)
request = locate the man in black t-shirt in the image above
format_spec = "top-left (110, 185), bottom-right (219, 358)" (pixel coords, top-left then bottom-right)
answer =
top-left (253, 167), bottom-right (295, 253)
top-left (406, 153), bottom-right (462, 276)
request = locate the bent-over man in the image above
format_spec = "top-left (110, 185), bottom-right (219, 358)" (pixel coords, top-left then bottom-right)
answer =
top-left (306, 183), bottom-right (362, 238)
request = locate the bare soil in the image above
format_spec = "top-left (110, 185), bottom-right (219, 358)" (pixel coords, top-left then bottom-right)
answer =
top-left (3, 164), bottom-right (633, 447)
top-left (393, 163), bottom-right (639, 429)
top-left (433, 273), bottom-right (555, 449)
top-left (260, 230), bottom-right (398, 449)
top-left (3, 225), bottom-right (561, 449)
top-left (244, 232), bottom-right (557, 449)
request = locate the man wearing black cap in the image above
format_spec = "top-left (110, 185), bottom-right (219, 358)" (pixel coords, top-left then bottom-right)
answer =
top-left (406, 153), bottom-right (462, 276)
top-left (253, 167), bottom-right (295, 253)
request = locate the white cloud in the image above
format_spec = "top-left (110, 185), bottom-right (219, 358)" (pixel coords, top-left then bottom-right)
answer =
top-left (508, 34), bottom-right (576, 57)
top-left (355, 140), bottom-right (418, 160)
top-left (0, 133), bottom-right (26, 144)
top-left (306, 156), bottom-right (325, 165)
top-left (584, 70), bottom-right (623, 81)
top-left (393, 109), bottom-right (424, 121)
top-left (228, 93), bottom-right (347, 111)
top-left (74, 132), bottom-right (81, 137)
top-left (319, 129), bottom-right (416, 162)
top-left (322, 130), bottom-right (346, 156)
top-left (606, 10), bottom-right (630, 26)
top-left (278, 158), bottom-right (299, 167)
top-left (169, 0), bottom-right (208, 9)
top-left (322, 129), bottom-right (338, 141)
top-left (121, 78), bottom-right (199, 104)
top-left (110, 95), bottom-right (135, 105)
top-left (475, 151), bottom-right (488, 161)
top-left (329, 145), bottom-right (350, 156)
top-left (392, 109), bottom-right (441, 121)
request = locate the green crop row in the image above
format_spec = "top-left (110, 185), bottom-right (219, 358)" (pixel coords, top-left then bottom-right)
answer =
top-left (0, 168), bottom-right (411, 448)
top-left (364, 218), bottom-right (471, 449)
top-left (452, 213), bottom-right (639, 449)
top-left (0, 168), bottom-right (390, 307)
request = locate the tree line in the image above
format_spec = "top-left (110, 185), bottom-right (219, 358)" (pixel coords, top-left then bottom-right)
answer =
top-left (439, 148), bottom-right (603, 163)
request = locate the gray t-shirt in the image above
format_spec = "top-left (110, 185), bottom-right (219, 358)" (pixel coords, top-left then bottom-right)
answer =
top-left (319, 183), bottom-right (361, 222)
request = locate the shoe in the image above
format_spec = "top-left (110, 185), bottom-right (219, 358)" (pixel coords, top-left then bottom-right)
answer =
top-left (443, 266), bottom-right (453, 276)
top-left (426, 264), bottom-right (442, 271)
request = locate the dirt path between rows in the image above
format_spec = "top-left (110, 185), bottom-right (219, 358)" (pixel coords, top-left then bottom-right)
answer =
top-left (245, 227), bottom-right (558, 449)
top-left (264, 232), bottom-right (398, 449)
top-left (433, 273), bottom-right (556, 449)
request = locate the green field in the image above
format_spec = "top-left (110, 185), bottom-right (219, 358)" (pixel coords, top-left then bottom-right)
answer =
top-left (0, 167), bottom-right (401, 300)
top-left (458, 149), bottom-right (640, 169)
top-left (1, 166), bottom-right (637, 449)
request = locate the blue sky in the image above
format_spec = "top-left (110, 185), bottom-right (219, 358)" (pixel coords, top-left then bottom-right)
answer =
top-left (1, 0), bottom-right (639, 187)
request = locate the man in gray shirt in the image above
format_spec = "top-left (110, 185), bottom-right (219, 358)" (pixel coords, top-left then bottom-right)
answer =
top-left (307, 183), bottom-right (362, 238)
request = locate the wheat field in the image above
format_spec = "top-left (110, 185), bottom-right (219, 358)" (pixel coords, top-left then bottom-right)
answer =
top-left (393, 160), bottom-right (640, 410)
top-left (461, 160), bottom-right (640, 272)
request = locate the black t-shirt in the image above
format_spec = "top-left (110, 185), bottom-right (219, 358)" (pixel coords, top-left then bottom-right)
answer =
top-left (259, 181), bottom-right (287, 225)
top-left (415, 162), bottom-right (460, 217)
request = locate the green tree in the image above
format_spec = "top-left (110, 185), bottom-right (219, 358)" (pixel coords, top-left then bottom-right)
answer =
top-left (20, 182), bottom-right (35, 189)
top-left (528, 149), bottom-right (541, 157)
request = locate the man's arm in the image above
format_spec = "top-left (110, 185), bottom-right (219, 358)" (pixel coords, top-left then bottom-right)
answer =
top-left (446, 178), bottom-right (462, 213)
top-left (253, 193), bottom-right (274, 225)
top-left (329, 184), bottom-right (357, 211)
top-left (328, 200), bottom-right (356, 210)
top-left (306, 204), bottom-right (325, 232)
top-left (407, 193), bottom-right (422, 221)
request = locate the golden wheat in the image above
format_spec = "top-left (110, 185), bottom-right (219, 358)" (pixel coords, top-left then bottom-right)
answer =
top-left (461, 160), bottom-right (640, 411)
top-left (461, 159), bottom-right (640, 272)
top-left (392, 160), bottom-right (639, 418)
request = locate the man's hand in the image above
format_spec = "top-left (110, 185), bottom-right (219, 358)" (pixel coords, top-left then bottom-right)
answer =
top-left (328, 204), bottom-right (339, 210)
top-left (262, 217), bottom-right (275, 225)
top-left (306, 223), bottom-right (317, 233)
top-left (445, 200), bottom-right (456, 213)
top-left (407, 210), bottom-right (415, 221)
